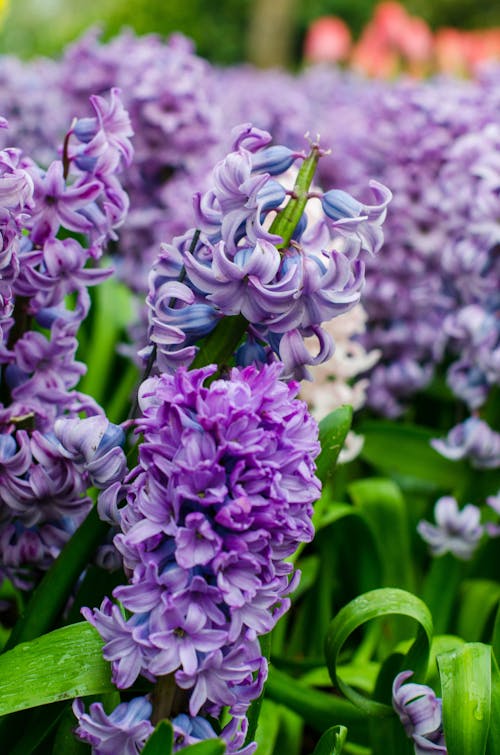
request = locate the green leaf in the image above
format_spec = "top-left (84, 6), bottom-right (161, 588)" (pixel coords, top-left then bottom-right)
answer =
top-left (348, 478), bottom-right (414, 592)
top-left (358, 420), bottom-right (468, 489)
top-left (488, 656), bottom-right (500, 755)
top-left (324, 588), bottom-right (433, 717)
top-left (6, 702), bottom-right (66, 755)
top-left (253, 699), bottom-right (282, 755)
top-left (265, 666), bottom-right (369, 744)
top-left (316, 406), bottom-right (353, 485)
top-left (425, 634), bottom-right (466, 690)
top-left (0, 622), bottom-right (112, 716)
top-left (51, 703), bottom-right (90, 755)
top-left (438, 643), bottom-right (491, 755)
top-left (273, 707), bottom-right (303, 755)
top-left (77, 275), bottom-right (134, 404)
top-left (191, 314), bottom-right (247, 372)
top-left (312, 724), bottom-right (348, 754)
top-left (245, 632), bottom-right (271, 746)
top-left (181, 740), bottom-right (226, 754)
top-left (492, 603), bottom-right (500, 665)
top-left (142, 721), bottom-right (174, 755)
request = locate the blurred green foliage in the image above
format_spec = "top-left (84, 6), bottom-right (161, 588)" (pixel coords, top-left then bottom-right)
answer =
top-left (0, 0), bottom-right (499, 64)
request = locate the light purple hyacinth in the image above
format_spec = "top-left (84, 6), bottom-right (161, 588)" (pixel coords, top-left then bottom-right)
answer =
top-left (53, 415), bottom-right (127, 489)
top-left (73, 697), bottom-right (154, 755)
top-left (431, 417), bottom-right (500, 470)
top-left (392, 671), bottom-right (447, 754)
top-left (146, 122), bottom-right (391, 379)
top-left (84, 362), bottom-right (320, 747)
top-left (417, 496), bottom-right (483, 560)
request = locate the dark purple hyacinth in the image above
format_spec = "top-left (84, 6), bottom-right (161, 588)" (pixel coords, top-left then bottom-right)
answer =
top-left (84, 362), bottom-right (321, 750)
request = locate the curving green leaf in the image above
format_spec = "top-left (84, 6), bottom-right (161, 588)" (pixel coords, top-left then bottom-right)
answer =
top-left (312, 724), bottom-right (348, 755)
top-left (0, 622), bottom-right (112, 716)
top-left (438, 643), bottom-right (491, 755)
top-left (142, 721), bottom-right (174, 755)
top-left (324, 588), bottom-right (433, 717)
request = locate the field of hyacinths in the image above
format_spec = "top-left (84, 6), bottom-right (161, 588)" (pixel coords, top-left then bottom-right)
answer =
top-left (0, 20), bottom-right (499, 755)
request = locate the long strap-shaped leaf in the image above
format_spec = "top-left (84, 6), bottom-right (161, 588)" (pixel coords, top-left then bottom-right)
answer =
top-left (438, 642), bottom-right (491, 755)
top-left (324, 588), bottom-right (433, 717)
top-left (0, 622), bottom-right (113, 716)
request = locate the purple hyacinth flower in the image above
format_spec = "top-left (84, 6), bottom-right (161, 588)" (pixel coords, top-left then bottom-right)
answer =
top-left (73, 87), bottom-right (134, 174)
top-left (417, 496), bottom-right (483, 560)
top-left (85, 362), bottom-right (320, 718)
top-left (28, 160), bottom-right (102, 245)
top-left (392, 671), bottom-right (447, 754)
top-left (53, 414), bottom-right (127, 489)
top-left (0, 148), bottom-right (34, 209)
top-left (431, 417), bottom-right (500, 469)
top-left (171, 713), bottom-right (219, 750)
top-left (72, 696), bottom-right (154, 755)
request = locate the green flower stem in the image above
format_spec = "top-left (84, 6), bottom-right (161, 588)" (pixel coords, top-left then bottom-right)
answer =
top-left (4, 505), bottom-right (107, 650)
top-left (269, 143), bottom-right (322, 250)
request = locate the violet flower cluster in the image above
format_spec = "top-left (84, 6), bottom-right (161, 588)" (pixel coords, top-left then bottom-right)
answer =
top-left (80, 361), bottom-right (321, 752)
top-left (392, 671), bottom-right (447, 754)
top-left (306, 71), bottom-right (500, 425)
top-left (0, 38), bottom-right (498, 430)
top-left (73, 695), bottom-right (229, 755)
top-left (145, 122), bottom-right (391, 380)
top-left (0, 89), bottom-right (132, 589)
top-left (57, 29), bottom-right (223, 292)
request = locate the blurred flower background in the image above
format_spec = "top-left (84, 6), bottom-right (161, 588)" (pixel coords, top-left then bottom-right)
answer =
top-left (2, 0), bottom-right (500, 68)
